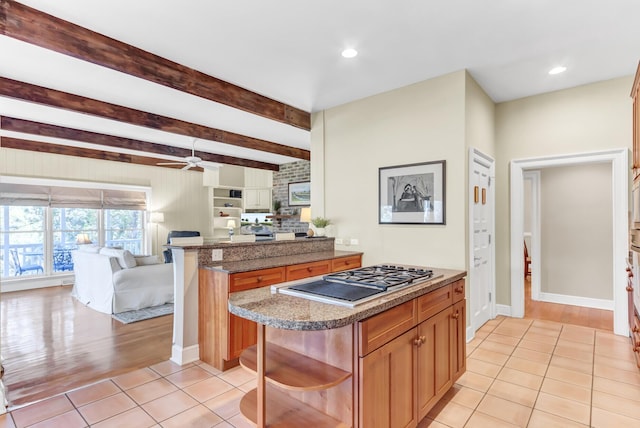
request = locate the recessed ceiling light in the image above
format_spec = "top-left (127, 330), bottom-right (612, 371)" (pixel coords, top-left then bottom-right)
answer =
top-left (341, 48), bottom-right (358, 58)
top-left (548, 66), bottom-right (567, 75)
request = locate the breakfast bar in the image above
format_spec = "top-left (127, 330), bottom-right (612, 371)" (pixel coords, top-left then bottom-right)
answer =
top-left (228, 266), bottom-right (466, 428)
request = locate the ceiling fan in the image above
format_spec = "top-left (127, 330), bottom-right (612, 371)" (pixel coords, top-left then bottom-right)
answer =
top-left (157, 139), bottom-right (217, 170)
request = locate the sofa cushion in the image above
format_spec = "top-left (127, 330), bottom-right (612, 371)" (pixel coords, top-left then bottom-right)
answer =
top-left (99, 247), bottom-right (137, 269)
top-left (77, 245), bottom-right (101, 253)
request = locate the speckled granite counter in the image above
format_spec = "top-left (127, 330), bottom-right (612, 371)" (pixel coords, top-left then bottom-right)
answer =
top-left (228, 267), bottom-right (466, 330)
top-left (201, 250), bottom-right (362, 274)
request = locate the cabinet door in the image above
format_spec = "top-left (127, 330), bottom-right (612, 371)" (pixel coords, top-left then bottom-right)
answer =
top-left (417, 307), bottom-right (453, 420)
top-left (228, 313), bottom-right (257, 360)
top-left (286, 260), bottom-right (331, 281)
top-left (331, 255), bottom-right (362, 272)
top-left (451, 300), bottom-right (466, 382)
top-left (359, 328), bottom-right (418, 428)
top-left (244, 188), bottom-right (272, 210)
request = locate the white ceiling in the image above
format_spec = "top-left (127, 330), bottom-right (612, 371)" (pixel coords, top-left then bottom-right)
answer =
top-left (2, 0), bottom-right (640, 166)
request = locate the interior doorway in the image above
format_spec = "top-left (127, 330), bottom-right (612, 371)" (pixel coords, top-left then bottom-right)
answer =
top-left (510, 149), bottom-right (628, 336)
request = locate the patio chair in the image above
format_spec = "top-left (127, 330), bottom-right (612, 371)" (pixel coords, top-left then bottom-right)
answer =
top-left (9, 249), bottom-right (44, 276)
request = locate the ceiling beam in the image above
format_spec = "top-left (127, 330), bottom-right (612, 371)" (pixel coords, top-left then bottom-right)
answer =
top-left (1, 116), bottom-right (280, 171)
top-left (1, 136), bottom-right (204, 171)
top-left (0, 0), bottom-right (311, 131)
top-left (0, 77), bottom-right (310, 161)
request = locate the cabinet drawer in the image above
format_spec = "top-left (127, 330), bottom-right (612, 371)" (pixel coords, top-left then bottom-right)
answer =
top-left (331, 255), bottom-right (362, 272)
top-left (286, 260), bottom-right (331, 281)
top-left (417, 284), bottom-right (453, 323)
top-left (359, 300), bottom-right (416, 357)
top-left (452, 280), bottom-right (465, 303)
top-left (230, 267), bottom-right (286, 293)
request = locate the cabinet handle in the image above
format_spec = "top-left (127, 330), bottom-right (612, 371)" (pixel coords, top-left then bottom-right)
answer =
top-left (414, 338), bottom-right (422, 347)
top-left (633, 326), bottom-right (640, 333)
top-left (627, 286), bottom-right (634, 292)
top-left (420, 336), bottom-right (426, 344)
top-left (455, 287), bottom-right (463, 294)
top-left (452, 311), bottom-right (460, 320)
top-left (257, 276), bottom-right (263, 282)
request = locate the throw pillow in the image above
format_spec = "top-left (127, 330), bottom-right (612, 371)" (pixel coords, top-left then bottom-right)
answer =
top-left (99, 247), bottom-right (137, 269)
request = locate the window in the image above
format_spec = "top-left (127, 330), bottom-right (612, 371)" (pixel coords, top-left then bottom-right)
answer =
top-left (0, 178), bottom-right (149, 279)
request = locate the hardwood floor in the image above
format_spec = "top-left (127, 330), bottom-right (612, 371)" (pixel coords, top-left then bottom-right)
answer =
top-left (0, 285), bottom-right (172, 409)
top-left (524, 276), bottom-right (613, 331)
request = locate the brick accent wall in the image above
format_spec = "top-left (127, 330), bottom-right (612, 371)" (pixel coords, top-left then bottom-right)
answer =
top-left (272, 160), bottom-right (310, 232)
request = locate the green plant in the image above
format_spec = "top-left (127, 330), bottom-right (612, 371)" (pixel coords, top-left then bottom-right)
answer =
top-left (311, 217), bottom-right (330, 228)
top-left (273, 199), bottom-right (281, 213)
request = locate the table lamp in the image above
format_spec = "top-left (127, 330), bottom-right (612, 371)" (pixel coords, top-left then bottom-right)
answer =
top-left (299, 207), bottom-right (312, 237)
top-left (227, 219), bottom-right (236, 238)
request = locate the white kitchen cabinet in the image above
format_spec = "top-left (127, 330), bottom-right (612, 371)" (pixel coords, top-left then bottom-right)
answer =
top-left (244, 168), bottom-right (272, 188)
top-left (244, 188), bottom-right (272, 211)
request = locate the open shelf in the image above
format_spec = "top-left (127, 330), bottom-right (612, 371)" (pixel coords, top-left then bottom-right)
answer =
top-left (239, 386), bottom-right (349, 428)
top-left (240, 343), bottom-right (351, 391)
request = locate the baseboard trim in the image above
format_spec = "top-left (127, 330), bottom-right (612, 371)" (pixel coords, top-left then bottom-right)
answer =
top-left (537, 292), bottom-right (614, 311)
top-left (170, 344), bottom-right (200, 366)
top-left (1, 275), bottom-right (74, 293)
top-left (496, 304), bottom-right (512, 317)
top-left (466, 325), bottom-right (474, 343)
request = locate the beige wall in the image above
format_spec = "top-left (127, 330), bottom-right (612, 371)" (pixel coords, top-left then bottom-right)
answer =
top-left (495, 76), bottom-right (633, 305)
top-left (315, 71), bottom-right (469, 269)
top-left (0, 147), bottom-right (211, 256)
top-left (540, 163), bottom-right (613, 300)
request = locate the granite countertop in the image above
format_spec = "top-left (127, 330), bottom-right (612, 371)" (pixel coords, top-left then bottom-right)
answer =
top-left (228, 268), bottom-right (466, 331)
top-left (200, 250), bottom-right (362, 274)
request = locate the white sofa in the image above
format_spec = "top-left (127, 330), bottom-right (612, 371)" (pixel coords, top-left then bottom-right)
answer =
top-left (71, 247), bottom-right (174, 314)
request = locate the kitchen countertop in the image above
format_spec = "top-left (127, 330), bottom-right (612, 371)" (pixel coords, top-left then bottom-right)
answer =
top-left (228, 267), bottom-right (466, 330)
top-left (200, 250), bottom-right (362, 274)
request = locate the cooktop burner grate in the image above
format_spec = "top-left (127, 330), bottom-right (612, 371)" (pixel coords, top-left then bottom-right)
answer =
top-left (323, 264), bottom-right (434, 291)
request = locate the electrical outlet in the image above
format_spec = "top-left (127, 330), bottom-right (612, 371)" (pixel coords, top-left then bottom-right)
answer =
top-left (350, 238), bottom-right (359, 246)
top-left (212, 249), bottom-right (223, 261)
top-left (335, 238), bottom-right (343, 245)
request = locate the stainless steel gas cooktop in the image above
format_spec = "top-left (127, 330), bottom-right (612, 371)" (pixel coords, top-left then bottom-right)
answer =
top-left (275, 264), bottom-right (442, 307)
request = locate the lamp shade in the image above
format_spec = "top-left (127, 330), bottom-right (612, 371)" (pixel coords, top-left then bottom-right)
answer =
top-left (76, 233), bottom-right (92, 245)
top-left (226, 219), bottom-right (237, 229)
top-left (150, 212), bottom-right (165, 223)
top-left (299, 207), bottom-right (311, 223)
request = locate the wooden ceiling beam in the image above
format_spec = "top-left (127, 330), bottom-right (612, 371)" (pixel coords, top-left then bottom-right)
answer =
top-left (0, 77), bottom-right (310, 161)
top-left (0, 136), bottom-right (204, 171)
top-left (1, 117), bottom-right (280, 171)
top-left (0, 0), bottom-right (310, 130)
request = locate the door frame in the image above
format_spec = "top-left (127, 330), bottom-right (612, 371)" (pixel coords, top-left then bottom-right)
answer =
top-left (510, 148), bottom-right (628, 336)
top-left (523, 171), bottom-right (541, 301)
top-left (468, 147), bottom-right (496, 337)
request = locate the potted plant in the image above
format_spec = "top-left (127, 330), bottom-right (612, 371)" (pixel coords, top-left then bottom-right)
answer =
top-left (273, 199), bottom-right (281, 215)
top-left (311, 217), bottom-right (330, 237)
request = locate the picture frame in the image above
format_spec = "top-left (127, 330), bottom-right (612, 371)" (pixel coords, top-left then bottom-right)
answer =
top-left (288, 181), bottom-right (310, 206)
top-left (379, 160), bottom-right (446, 225)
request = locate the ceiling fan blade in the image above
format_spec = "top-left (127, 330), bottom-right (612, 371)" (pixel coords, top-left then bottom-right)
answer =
top-left (182, 164), bottom-right (194, 170)
top-left (157, 162), bottom-right (187, 166)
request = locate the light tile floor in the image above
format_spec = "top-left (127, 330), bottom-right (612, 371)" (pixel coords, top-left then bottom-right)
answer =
top-left (1, 316), bottom-right (639, 427)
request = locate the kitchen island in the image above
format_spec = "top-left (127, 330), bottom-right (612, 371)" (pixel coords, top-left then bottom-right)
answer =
top-left (228, 266), bottom-right (466, 428)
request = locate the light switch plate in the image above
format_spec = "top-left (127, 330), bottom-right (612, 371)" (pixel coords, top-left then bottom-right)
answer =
top-left (350, 238), bottom-right (359, 246)
top-left (212, 249), bottom-right (223, 261)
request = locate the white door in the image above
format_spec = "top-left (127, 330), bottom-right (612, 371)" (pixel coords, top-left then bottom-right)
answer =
top-left (470, 149), bottom-right (494, 331)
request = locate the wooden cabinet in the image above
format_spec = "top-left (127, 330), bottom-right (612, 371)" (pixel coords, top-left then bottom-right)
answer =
top-left (199, 254), bottom-right (362, 370)
top-left (360, 328), bottom-right (418, 428)
top-left (633, 61), bottom-right (640, 176)
top-left (332, 254), bottom-right (362, 272)
top-left (358, 280), bottom-right (466, 428)
top-left (286, 260), bottom-right (331, 281)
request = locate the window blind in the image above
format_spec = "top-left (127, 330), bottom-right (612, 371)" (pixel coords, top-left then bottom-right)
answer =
top-left (0, 183), bottom-right (147, 210)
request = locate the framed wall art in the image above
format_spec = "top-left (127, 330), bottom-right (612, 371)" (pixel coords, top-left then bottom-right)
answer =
top-left (378, 160), bottom-right (446, 225)
top-left (288, 181), bottom-right (310, 206)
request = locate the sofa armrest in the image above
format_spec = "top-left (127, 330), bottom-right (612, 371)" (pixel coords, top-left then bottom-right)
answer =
top-left (134, 255), bottom-right (161, 265)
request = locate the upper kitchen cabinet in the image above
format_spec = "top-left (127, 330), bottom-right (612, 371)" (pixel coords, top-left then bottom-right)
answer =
top-left (632, 61), bottom-right (640, 177)
top-left (243, 168), bottom-right (273, 211)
